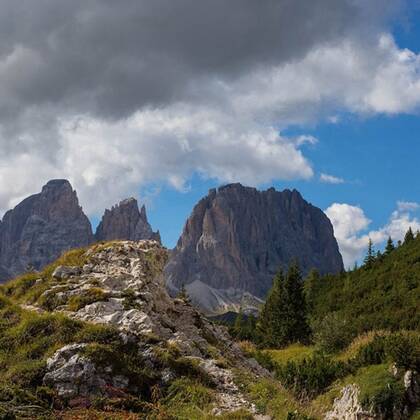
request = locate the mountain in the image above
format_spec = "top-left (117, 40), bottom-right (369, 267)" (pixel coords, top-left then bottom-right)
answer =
top-left (165, 183), bottom-right (343, 314)
top-left (0, 179), bottom-right (93, 279)
top-left (0, 240), bottom-right (268, 418)
top-left (95, 197), bottom-right (160, 243)
top-left (0, 180), bottom-right (160, 282)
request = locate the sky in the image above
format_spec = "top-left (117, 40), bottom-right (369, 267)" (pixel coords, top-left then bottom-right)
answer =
top-left (0, 0), bottom-right (420, 268)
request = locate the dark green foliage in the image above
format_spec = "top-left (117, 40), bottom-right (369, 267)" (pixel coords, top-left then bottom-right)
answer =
top-left (362, 380), bottom-right (405, 418)
top-left (385, 236), bottom-right (395, 255)
top-left (231, 310), bottom-right (257, 341)
top-left (385, 334), bottom-right (420, 371)
top-left (176, 283), bottom-right (191, 303)
top-left (351, 333), bottom-right (420, 372)
top-left (311, 312), bottom-right (355, 353)
top-left (404, 227), bottom-right (415, 244)
top-left (276, 352), bottom-right (352, 399)
top-left (308, 235), bottom-right (420, 343)
top-left (363, 238), bottom-right (376, 269)
top-left (258, 262), bottom-right (310, 347)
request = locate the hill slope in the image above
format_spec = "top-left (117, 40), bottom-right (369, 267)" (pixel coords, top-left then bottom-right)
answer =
top-left (0, 240), bottom-right (268, 418)
top-left (308, 235), bottom-right (420, 335)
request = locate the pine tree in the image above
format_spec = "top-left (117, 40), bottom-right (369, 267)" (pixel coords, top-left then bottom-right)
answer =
top-left (364, 238), bottom-right (375, 269)
top-left (283, 261), bottom-right (310, 343)
top-left (385, 236), bottom-right (395, 255)
top-left (404, 227), bottom-right (414, 244)
top-left (304, 268), bottom-right (320, 314)
top-left (233, 308), bottom-right (244, 338)
top-left (258, 262), bottom-right (310, 347)
top-left (257, 269), bottom-right (285, 347)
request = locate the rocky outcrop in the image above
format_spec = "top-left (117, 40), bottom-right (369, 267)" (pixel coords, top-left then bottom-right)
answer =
top-left (325, 385), bottom-right (374, 420)
top-left (0, 180), bottom-right (93, 280)
top-left (95, 197), bottom-right (160, 243)
top-left (165, 183), bottom-right (343, 314)
top-left (25, 240), bottom-right (268, 413)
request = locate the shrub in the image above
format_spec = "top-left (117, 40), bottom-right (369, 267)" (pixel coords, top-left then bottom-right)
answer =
top-left (385, 333), bottom-right (420, 371)
top-left (312, 312), bottom-right (355, 353)
top-left (353, 335), bottom-right (387, 367)
top-left (276, 353), bottom-right (352, 399)
top-left (362, 380), bottom-right (405, 418)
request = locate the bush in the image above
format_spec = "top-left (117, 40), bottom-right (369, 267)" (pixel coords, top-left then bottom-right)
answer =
top-left (352, 332), bottom-right (420, 371)
top-left (385, 333), bottom-right (420, 371)
top-left (353, 335), bottom-right (387, 367)
top-left (312, 312), bottom-right (355, 353)
top-left (276, 353), bottom-right (352, 399)
top-left (362, 380), bottom-right (405, 418)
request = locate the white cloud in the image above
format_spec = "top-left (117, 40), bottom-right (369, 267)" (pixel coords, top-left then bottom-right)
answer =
top-left (320, 173), bottom-right (345, 184)
top-left (397, 201), bottom-right (420, 212)
top-left (1, 106), bottom-right (312, 216)
top-left (325, 202), bottom-right (420, 268)
top-left (1, 27), bottom-right (420, 217)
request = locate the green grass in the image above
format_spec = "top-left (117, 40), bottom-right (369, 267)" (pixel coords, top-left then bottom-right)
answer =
top-left (265, 344), bottom-right (316, 365)
top-left (312, 364), bottom-right (397, 413)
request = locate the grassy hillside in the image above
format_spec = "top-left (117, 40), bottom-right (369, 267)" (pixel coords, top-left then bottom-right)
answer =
top-left (307, 235), bottom-right (420, 338)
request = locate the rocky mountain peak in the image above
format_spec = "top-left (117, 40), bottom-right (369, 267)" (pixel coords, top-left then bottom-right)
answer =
top-left (95, 197), bottom-right (160, 243)
top-left (0, 180), bottom-right (93, 278)
top-left (165, 183), bottom-right (343, 314)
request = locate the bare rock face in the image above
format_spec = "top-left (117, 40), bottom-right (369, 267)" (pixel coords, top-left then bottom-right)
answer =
top-left (165, 183), bottom-right (343, 314)
top-left (325, 384), bottom-right (374, 420)
top-left (95, 198), bottom-right (160, 243)
top-left (0, 180), bottom-right (93, 280)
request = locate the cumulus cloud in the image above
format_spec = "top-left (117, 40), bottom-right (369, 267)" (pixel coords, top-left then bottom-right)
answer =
top-left (320, 173), bottom-right (345, 184)
top-left (325, 202), bottom-right (420, 268)
top-left (0, 0), bottom-right (418, 216)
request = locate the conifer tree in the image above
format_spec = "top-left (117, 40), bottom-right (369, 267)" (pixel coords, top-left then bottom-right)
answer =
top-left (257, 269), bottom-right (285, 347)
top-left (385, 236), bottom-right (395, 255)
top-left (364, 238), bottom-right (375, 269)
top-left (283, 261), bottom-right (310, 343)
top-left (404, 227), bottom-right (414, 244)
top-left (258, 262), bottom-right (310, 347)
top-left (304, 268), bottom-right (320, 314)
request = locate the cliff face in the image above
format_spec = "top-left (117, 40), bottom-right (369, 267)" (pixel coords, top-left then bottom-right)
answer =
top-left (0, 180), bottom-right (93, 278)
top-left (165, 183), bottom-right (343, 313)
top-left (95, 198), bottom-right (160, 243)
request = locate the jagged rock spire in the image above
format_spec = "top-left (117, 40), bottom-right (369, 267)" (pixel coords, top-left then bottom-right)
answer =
top-left (95, 197), bottom-right (160, 243)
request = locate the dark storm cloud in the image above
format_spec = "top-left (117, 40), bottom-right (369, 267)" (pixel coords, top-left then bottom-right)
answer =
top-left (0, 0), bottom-right (397, 120)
